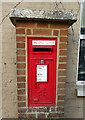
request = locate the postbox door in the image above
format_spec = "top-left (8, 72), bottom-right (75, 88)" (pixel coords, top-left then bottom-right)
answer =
top-left (28, 58), bottom-right (56, 106)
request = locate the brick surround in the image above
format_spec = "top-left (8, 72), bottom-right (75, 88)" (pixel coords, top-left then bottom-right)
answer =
top-left (15, 21), bottom-right (68, 119)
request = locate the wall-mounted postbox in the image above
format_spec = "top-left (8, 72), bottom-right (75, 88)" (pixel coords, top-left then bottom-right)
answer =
top-left (27, 37), bottom-right (57, 106)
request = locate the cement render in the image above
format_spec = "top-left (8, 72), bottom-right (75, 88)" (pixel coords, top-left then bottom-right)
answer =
top-left (0, 2), bottom-right (84, 118)
top-left (0, 2), bottom-right (2, 119)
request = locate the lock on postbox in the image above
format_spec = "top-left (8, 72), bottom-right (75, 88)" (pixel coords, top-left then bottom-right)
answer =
top-left (27, 37), bottom-right (57, 106)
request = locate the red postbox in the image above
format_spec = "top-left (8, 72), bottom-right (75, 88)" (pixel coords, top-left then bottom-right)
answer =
top-left (27, 37), bottom-right (57, 106)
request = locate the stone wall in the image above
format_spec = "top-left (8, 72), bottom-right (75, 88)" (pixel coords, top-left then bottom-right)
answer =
top-left (0, 2), bottom-right (2, 119)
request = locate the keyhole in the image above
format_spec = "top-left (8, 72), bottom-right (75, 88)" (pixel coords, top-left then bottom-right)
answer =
top-left (34, 83), bottom-right (37, 85)
top-left (40, 59), bottom-right (44, 64)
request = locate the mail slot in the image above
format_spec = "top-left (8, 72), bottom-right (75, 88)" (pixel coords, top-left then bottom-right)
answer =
top-left (33, 48), bottom-right (52, 52)
top-left (27, 37), bottom-right (57, 106)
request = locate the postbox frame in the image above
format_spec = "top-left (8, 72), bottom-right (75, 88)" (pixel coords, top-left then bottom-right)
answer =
top-left (27, 37), bottom-right (57, 107)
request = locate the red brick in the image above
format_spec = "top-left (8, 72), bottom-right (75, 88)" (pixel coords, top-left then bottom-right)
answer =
top-left (32, 107), bottom-right (49, 112)
top-left (60, 37), bottom-right (68, 42)
top-left (37, 22), bottom-right (49, 28)
top-left (58, 96), bottom-right (65, 100)
top-left (17, 83), bottom-right (25, 88)
top-left (58, 89), bottom-right (65, 95)
top-left (17, 77), bottom-right (26, 82)
top-left (57, 107), bottom-right (64, 112)
top-left (59, 43), bottom-right (67, 49)
top-left (60, 30), bottom-right (68, 36)
top-left (26, 29), bottom-right (31, 35)
top-left (17, 70), bottom-right (25, 75)
top-left (38, 113), bottom-right (46, 118)
top-left (18, 102), bottom-right (26, 107)
top-left (18, 114), bottom-right (36, 118)
top-left (16, 29), bottom-right (25, 34)
top-left (59, 57), bottom-right (67, 62)
top-left (17, 56), bottom-right (26, 62)
top-left (53, 30), bottom-right (59, 36)
top-left (58, 83), bottom-right (66, 88)
top-left (58, 70), bottom-right (66, 76)
top-left (60, 50), bottom-right (67, 56)
top-left (57, 101), bottom-right (64, 106)
top-left (18, 96), bottom-right (26, 101)
top-left (58, 77), bottom-right (66, 82)
top-left (33, 29), bottom-right (52, 35)
top-left (18, 114), bottom-right (26, 118)
top-left (16, 21), bottom-right (37, 27)
top-left (58, 64), bottom-right (67, 69)
top-left (17, 89), bottom-right (26, 94)
top-left (16, 36), bottom-right (25, 42)
top-left (47, 113), bottom-right (64, 118)
top-left (17, 43), bottom-right (25, 48)
top-left (25, 114), bottom-right (36, 118)
top-left (17, 50), bottom-right (26, 55)
top-left (17, 63), bottom-right (26, 69)
top-left (50, 23), bottom-right (68, 29)
top-left (18, 108), bottom-right (27, 113)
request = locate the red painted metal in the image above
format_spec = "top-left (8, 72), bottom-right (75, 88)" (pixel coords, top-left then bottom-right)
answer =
top-left (27, 37), bottom-right (57, 106)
